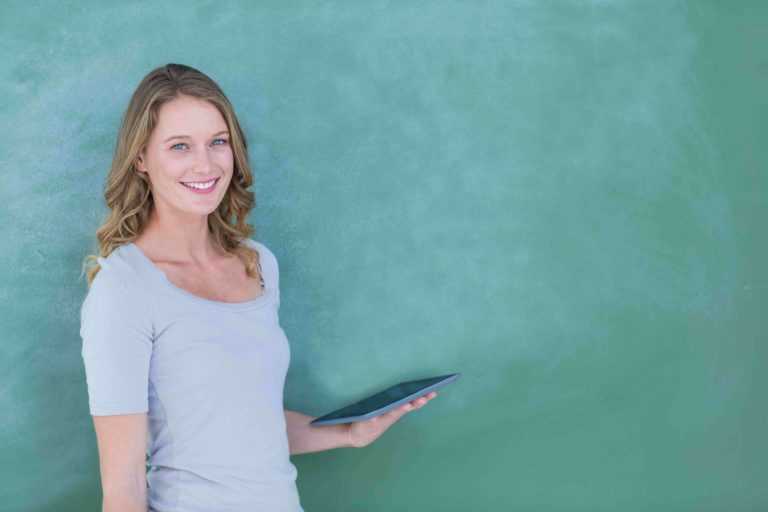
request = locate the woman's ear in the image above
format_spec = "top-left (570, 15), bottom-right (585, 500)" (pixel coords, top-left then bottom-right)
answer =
top-left (136, 151), bottom-right (146, 173)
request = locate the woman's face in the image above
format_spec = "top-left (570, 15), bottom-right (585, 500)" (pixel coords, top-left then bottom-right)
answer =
top-left (136, 95), bottom-right (234, 219)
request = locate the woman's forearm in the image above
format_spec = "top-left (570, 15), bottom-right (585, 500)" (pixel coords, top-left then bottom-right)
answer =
top-left (284, 410), bottom-right (357, 455)
top-left (102, 488), bottom-right (146, 512)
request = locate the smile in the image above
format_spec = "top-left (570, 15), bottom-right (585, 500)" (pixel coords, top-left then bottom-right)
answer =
top-left (180, 177), bottom-right (220, 194)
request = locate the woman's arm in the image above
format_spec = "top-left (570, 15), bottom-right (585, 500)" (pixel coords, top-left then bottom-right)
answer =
top-left (284, 410), bottom-right (355, 455)
top-left (92, 413), bottom-right (148, 512)
top-left (284, 391), bottom-right (437, 455)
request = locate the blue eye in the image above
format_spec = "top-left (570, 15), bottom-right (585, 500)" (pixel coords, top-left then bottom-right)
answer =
top-left (170, 139), bottom-right (228, 151)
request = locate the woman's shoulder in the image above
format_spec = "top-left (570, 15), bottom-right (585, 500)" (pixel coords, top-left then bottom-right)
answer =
top-left (242, 238), bottom-right (278, 265)
top-left (87, 243), bottom-right (151, 298)
top-left (241, 238), bottom-right (281, 287)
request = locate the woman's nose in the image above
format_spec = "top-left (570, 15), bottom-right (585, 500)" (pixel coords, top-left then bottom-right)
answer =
top-left (192, 146), bottom-right (213, 174)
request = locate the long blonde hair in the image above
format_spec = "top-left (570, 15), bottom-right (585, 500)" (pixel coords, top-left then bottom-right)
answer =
top-left (81, 63), bottom-right (262, 286)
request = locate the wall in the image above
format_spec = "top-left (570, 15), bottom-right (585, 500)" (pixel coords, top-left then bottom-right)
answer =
top-left (0, 1), bottom-right (766, 510)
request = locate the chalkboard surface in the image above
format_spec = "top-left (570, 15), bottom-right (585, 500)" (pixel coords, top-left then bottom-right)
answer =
top-left (1, 1), bottom-right (766, 510)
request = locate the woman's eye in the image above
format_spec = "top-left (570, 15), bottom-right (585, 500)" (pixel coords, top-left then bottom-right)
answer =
top-left (170, 139), bottom-right (228, 151)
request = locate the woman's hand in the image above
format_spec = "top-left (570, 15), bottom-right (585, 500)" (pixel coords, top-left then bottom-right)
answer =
top-left (346, 391), bottom-right (438, 448)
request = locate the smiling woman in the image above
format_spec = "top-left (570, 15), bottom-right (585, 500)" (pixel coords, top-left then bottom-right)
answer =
top-left (78, 63), bottom-right (434, 512)
top-left (78, 63), bottom-right (308, 512)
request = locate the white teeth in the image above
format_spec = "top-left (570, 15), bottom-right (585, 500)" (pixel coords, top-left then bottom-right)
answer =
top-left (182, 178), bottom-right (217, 190)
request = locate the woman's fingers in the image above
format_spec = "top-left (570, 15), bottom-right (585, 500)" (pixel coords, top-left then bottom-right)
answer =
top-left (406, 391), bottom-right (438, 411)
top-left (419, 391), bottom-right (437, 404)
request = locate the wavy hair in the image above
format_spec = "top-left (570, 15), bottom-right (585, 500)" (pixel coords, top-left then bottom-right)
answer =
top-left (81, 63), bottom-right (262, 287)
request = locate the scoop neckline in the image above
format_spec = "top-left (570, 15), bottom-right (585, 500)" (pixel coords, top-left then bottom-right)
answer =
top-left (124, 240), bottom-right (275, 312)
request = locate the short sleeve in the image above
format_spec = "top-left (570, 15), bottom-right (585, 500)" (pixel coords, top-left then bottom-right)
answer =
top-left (80, 264), bottom-right (154, 416)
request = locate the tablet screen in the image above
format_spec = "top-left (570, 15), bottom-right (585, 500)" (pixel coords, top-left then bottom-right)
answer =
top-left (311, 373), bottom-right (459, 426)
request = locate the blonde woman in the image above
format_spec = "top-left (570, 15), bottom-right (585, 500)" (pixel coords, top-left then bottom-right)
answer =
top-left (79, 63), bottom-right (436, 512)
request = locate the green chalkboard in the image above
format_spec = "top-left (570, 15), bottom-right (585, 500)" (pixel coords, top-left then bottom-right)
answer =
top-left (1, 1), bottom-right (766, 510)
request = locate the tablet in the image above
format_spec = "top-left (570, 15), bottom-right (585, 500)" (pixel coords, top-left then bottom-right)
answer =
top-left (310, 373), bottom-right (460, 426)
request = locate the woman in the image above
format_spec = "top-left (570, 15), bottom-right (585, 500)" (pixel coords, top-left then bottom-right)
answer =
top-left (79, 63), bottom-right (437, 512)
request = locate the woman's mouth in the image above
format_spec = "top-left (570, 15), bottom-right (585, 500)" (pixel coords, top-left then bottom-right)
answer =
top-left (180, 177), bottom-right (220, 194)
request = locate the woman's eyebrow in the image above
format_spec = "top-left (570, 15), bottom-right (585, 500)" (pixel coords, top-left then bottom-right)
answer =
top-left (163, 130), bottom-right (229, 143)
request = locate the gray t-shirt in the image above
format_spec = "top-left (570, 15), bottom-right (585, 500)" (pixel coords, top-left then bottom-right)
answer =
top-left (80, 238), bottom-right (303, 512)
